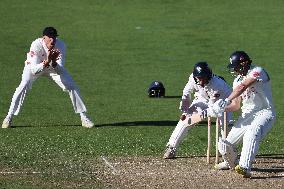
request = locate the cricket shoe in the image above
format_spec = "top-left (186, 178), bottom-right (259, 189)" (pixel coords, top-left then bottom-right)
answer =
top-left (214, 161), bottom-right (230, 170)
top-left (163, 145), bottom-right (176, 159)
top-left (81, 116), bottom-right (94, 128)
top-left (235, 165), bottom-right (252, 178)
top-left (2, 117), bottom-right (12, 128)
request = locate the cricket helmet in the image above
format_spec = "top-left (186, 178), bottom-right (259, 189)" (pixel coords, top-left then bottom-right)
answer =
top-left (148, 81), bottom-right (165, 97)
top-left (192, 62), bottom-right (212, 85)
top-left (228, 51), bottom-right (252, 76)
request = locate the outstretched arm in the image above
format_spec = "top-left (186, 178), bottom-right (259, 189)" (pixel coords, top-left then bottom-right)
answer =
top-left (213, 77), bottom-right (257, 114)
top-left (227, 77), bottom-right (256, 102)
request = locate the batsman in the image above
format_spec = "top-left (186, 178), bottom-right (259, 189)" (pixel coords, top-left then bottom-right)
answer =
top-left (163, 62), bottom-right (233, 159)
top-left (213, 51), bottom-right (276, 178)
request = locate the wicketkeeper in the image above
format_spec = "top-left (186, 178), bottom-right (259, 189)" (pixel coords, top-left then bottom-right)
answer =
top-left (213, 51), bottom-right (276, 178)
top-left (2, 27), bottom-right (94, 128)
top-left (163, 62), bottom-right (233, 159)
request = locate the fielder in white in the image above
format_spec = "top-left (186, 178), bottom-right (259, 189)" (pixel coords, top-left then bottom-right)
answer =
top-left (213, 51), bottom-right (276, 178)
top-left (164, 62), bottom-right (233, 159)
top-left (1, 27), bottom-right (94, 128)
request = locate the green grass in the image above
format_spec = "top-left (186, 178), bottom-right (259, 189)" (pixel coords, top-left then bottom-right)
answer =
top-left (0, 0), bottom-right (284, 188)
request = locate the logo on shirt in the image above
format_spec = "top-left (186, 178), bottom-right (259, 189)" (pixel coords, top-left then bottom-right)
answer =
top-left (29, 51), bottom-right (35, 57)
top-left (252, 72), bottom-right (260, 77)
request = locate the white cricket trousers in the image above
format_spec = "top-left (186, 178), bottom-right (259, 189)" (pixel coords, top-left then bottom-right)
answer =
top-left (226, 109), bottom-right (276, 170)
top-left (7, 64), bottom-right (87, 117)
top-left (167, 97), bottom-right (232, 148)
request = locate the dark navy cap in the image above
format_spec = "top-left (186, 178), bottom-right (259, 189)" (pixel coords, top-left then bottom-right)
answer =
top-left (43, 27), bottom-right (58, 38)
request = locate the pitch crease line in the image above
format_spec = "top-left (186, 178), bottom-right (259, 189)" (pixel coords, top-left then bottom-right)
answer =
top-left (101, 156), bottom-right (119, 174)
top-left (0, 171), bottom-right (42, 174)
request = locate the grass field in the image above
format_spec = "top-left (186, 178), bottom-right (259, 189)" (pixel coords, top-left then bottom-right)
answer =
top-left (0, 0), bottom-right (283, 188)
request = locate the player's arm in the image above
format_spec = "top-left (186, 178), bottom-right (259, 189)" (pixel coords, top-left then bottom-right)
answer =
top-left (225, 96), bottom-right (241, 112)
top-left (223, 77), bottom-right (256, 112)
top-left (28, 43), bottom-right (45, 75)
top-left (52, 41), bottom-right (66, 73)
top-left (226, 77), bottom-right (257, 102)
top-left (179, 75), bottom-right (195, 120)
top-left (47, 48), bottom-right (61, 68)
top-left (213, 77), bottom-right (256, 114)
top-left (53, 41), bottom-right (66, 66)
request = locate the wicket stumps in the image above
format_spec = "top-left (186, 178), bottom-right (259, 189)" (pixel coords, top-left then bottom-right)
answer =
top-left (206, 112), bottom-right (228, 164)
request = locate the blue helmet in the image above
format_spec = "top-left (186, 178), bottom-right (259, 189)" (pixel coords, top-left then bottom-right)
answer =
top-left (228, 51), bottom-right (252, 76)
top-left (192, 62), bottom-right (212, 85)
top-left (148, 81), bottom-right (165, 97)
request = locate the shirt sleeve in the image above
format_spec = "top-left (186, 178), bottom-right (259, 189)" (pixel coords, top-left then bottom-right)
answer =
top-left (182, 74), bottom-right (195, 100)
top-left (55, 40), bottom-right (66, 67)
top-left (26, 41), bottom-right (44, 75)
top-left (247, 67), bottom-right (269, 82)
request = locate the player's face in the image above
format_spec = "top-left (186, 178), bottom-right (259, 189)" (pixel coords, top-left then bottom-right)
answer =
top-left (195, 77), bottom-right (207, 87)
top-left (43, 36), bottom-right (56, 50)
top-left (231, 61), bottom-right (249, 77)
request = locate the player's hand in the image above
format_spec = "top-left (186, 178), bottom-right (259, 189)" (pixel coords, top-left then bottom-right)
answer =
top-left (180, 113), bottom-right (187, 121)
top-left (190, 113), bottom-right (202, 125)
top-left (213, 98), bottom-right (231, 116)
top-left (47, 49), bottom-right (60, 64)
top-left (43, 60), bottom-right (50, 68)
top-left (179, 99), bottom-right (190, 113)
top-left (201, 106), bottom-right (218, 118)
top-left (51, 61), bottom-right (58, 68)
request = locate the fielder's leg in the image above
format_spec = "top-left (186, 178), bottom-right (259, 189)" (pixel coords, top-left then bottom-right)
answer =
top-left (164, 117), bottom-right (191, 159)
top-left (164, 99), bottom-right (208, 159)
top-left (48, 69), bottom-right (94, 128)
top-left (2, 65), bottom-right (37, 128)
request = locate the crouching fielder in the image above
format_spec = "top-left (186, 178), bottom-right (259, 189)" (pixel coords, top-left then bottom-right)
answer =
top-left (163, 62), bottom-right (233, 159)
top-left (2, 27), bottom-right (94, 128)
top-left (213, 51), bottom-right (276, 178)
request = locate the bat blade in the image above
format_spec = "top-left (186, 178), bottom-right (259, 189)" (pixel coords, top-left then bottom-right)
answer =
top-left (186, 113), bottom-right (203, 128)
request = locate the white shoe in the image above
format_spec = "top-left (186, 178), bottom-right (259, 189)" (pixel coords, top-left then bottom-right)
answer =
top-left (214, 161), bottom-right (230, 170)
top-left (2, 117), bottom-right (12, 128)
top-left (81, 116), bottom-right (94, 128)
top-left (163, 146), bottom-right (176, 159)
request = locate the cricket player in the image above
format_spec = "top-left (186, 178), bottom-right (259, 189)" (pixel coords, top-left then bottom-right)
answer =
top-left (213, 51), bottom-right (276, 178)
top-left (163, 62), bottom-right (233, 159)
top-left (2, 27), bottom-right (94, 128)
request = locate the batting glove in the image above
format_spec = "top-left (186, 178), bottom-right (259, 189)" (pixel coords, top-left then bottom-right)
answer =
top-left (213, 98), bottom-right (231, 117)
top-left (202, 106), bottom-right (218, 118)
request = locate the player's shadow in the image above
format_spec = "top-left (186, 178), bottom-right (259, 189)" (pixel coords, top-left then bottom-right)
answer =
top-left (11, 124), bottom-right (82, 128)
top-left (148, 96), bottom-right (181, 99)
top-left (95, 120), bottom-right (211, 127)
top-left (95, 120), bottom-right (178, 127)
top-left (251, 166), bottom-right (284, 179)
top-left (163, 96), bottom-right (181, 99)
top-left (256, 154), bottom-right (284, 160)
top-left (250, 154), bottom-right (284, 179)
top-left (96, 120), bottom-right (211, 127)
